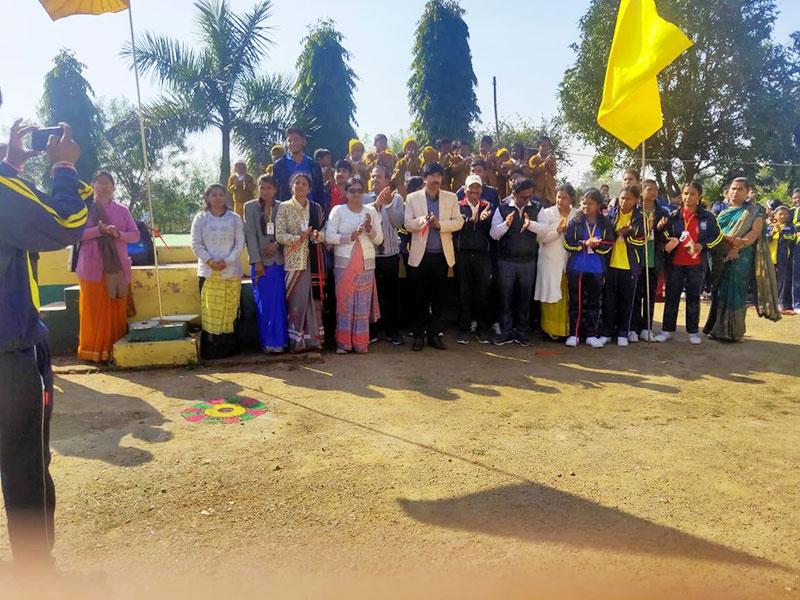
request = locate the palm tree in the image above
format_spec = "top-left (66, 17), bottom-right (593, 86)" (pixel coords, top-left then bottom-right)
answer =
top-left (122, 0), bottom-right (291, 183)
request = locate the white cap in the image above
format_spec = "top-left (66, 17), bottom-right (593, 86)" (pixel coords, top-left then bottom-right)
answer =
top-left (465, 174), bottom-right (483, 188)
top-left (234, 158), bottom-right (247, 166)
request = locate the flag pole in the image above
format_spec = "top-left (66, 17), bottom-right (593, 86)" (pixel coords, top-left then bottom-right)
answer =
top-left (642, 139), bottom-right (652, 342)
top-left (126, 1), bottom-right (164, 318)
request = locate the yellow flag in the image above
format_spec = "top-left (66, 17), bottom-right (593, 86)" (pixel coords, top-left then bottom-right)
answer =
top-left (40, 0), bottom-right (130, 20)
top-left (597, 0), bottom-right (693, 149)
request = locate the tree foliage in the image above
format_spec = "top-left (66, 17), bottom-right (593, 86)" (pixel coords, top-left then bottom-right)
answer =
top-left (475, 115), bottom-right (572, 171)
top-left (98, 98), bottom-right (187, 218)
top-left (559, 0), bottom-right (800, 193)
top-left (408, 0), bottom-right (480, 144)
top-left (39, 49), bottom-right (103, 180)
top-left (123, 0), bottom-right (288, 183)
top-left (293, 20), bottom-right (357, 158)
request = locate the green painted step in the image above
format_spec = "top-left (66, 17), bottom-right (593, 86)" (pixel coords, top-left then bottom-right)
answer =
top-left (40, 301), bottom-right (78, 356)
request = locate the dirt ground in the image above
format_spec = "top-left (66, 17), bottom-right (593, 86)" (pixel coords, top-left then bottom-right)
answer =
top-left (1, 303), bottom-right (799, 599)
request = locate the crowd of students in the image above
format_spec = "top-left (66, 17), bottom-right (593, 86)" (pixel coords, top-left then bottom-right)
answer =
top-left (174, 126), bottom-right (788, 359)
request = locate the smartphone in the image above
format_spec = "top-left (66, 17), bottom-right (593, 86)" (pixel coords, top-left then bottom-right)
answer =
top-left (31, 126), bottom-right (64, 152)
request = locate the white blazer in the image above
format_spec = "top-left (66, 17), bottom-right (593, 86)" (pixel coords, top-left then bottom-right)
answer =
top-left (403, 189), bottom-right (464, 267)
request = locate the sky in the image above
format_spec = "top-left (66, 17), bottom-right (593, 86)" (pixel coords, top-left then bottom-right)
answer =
top-left (2, 0), bottom-right (799, 181)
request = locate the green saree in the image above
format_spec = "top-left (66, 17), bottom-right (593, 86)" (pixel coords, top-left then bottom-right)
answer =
top-left (704, 202), bottom-right (780, 342)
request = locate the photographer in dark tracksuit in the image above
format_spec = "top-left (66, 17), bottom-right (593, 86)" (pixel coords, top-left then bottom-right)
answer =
top-left (0, 93), bottom-right (90, 569)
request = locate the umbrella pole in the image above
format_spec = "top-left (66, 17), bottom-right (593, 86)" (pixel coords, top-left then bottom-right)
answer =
top-left (127, 1), bottom-right (164, 318)
top-left (642, 140), bottom-right (652, 342)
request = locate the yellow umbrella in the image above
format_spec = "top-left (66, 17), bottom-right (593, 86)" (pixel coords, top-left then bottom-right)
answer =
top-left (40, 0), bottom-right (130, 20)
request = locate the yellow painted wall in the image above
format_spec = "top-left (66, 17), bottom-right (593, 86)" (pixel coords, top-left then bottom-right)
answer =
top-left (113, 336), bottom-right (199, 368)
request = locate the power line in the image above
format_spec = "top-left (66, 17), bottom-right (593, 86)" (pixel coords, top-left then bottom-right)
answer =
top-left (561, 150), bottom-right (800, 169)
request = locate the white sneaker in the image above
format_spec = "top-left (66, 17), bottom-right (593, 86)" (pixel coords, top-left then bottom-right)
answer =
top-left (795, 309), bottom-right (800, 315)
top-left (628, 331), bottom-right (639, 343)
top-left (654, 331), bottom-right (671, 343)
top-left (586, 336), bottom-right (604, 348)
top-left (617, 336), bottom-right (629, 347)
top-left (689, 334), bottom-right (702, 345)
top-left (565, 336), bottom-right (578, 347)
top-left (598, 336), bottom-right (611, 345)
top-left (640, 329), bottom-right (651, 342)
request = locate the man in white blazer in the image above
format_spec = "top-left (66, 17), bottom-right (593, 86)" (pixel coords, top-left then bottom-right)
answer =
top-left (404, 162), bottom-right (464, 351)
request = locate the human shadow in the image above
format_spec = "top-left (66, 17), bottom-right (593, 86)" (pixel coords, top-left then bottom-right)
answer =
top-left (398, 483), bottom-right (785, 570)
top-left (118, 371), bottom-right (245, 405)
top-left (51, 377), bottom-right (173, 467)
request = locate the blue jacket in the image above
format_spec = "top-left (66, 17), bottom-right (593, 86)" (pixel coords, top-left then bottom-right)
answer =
top-left (0, 162), bottom-right (91, 352)
top-left (563, 212), bottom-right (614, 274)
top-left (662, 206), bottom-right (723, 263)
top-left (605, 205), bottom-right (647, 274)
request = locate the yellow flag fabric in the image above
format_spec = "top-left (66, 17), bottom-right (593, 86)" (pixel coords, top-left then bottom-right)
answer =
top-left (40, 0), bottom-right (129, 20)
top-left (597, 0), bottom-right (693, 149)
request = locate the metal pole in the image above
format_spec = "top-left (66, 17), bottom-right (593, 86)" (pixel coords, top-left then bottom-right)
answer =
top-left (642, 140), bottom-right (652, 342)
top-left (493, 76), bottom-right (500, 143)
top-left (127, 1), bottom-right (164, 318)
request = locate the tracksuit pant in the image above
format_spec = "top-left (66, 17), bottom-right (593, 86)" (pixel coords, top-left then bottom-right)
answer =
top-left (661, 264), bottom-right (704, 334)
top-left (632, 267), bottom-right (659, 332)
top-left (793, 246), bottom-right (800, 310)
top-left (602, 267), bottom-right (637, 338)
top-left (777, 252), bottom-right (793, 310)
top-left (456, 251), bottom-right (491, 336)
top-left (0, 341), bottom-right (56, 566)
top-left (567, 270), bottom-right (603, 339)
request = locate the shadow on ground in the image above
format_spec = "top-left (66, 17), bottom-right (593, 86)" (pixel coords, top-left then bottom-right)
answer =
top-left (51, 378), bottom-right (173, 467)
top-left (398, 483), bottom-right (786, 570)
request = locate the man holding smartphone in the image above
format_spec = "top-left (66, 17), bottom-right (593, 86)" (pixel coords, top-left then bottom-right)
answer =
top-left (0, 88), bottom-right (90, 572)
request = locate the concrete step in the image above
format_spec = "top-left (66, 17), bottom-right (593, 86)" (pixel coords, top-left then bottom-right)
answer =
top-left (113, 335), bottom-right (199, 369)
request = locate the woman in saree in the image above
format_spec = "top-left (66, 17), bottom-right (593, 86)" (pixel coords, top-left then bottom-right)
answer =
top-left (703, 177), bottom-right (781, 341)
top-left (190, 183), bottom-right (245, 359)
top-left (324, 177), bottom-right (384, 353)
top-left (275, 172), bottom-right (327, 352)
top-left (243, 175), bottom-right (287, 353)
top-left (76, 170), bottom-right (140, 362)
top-left (532, 183), bottom-right (579, 340)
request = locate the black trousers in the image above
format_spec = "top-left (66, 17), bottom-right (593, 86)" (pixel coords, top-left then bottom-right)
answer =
top-left (602, 267), bottom-right (637, 337)
top-left (373, 254), bottom-right (401, 337)
top-left (567, 270), bottom-right (603, 339)
top-left (408, 252), bottom-right (449, 338)
top-left (632, 267), bottom-right (659, 332)
top-left (776, 255), bottom-right (793, 310)
top-left (0, 341), bottom-right (56, 565)
top-left (456, 251), bottom-right (491, 335)
top-left (662, 263), bottom-right (705, 334)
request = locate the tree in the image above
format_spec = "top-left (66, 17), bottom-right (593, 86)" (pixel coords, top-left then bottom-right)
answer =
top-left (475, 115), bottom-right (572, 171)
top-left (123, 0), bottom-right (289, 183)
top-left (98, 98), bottom-right (187, 218)
top-left (408, 0), bottom-right (480, 144)
top-left (292, 20), bottom-right (357, 158)
top-left (39, 49), bottom-right (103, 180)
top-left (559, 0), bottom-right (800, 193)
top-left (234, 73), bottom-right (294, 170)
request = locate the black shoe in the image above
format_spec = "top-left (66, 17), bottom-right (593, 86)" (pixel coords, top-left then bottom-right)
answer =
top-left (388, 333), bottom-right (404, 346)
top-left (477, 331), bottom-right (491, 344)
top-left (515, 334), bottom-right (531, 347)
top-left (493, 332), bottom-right (514, 346)
top-left (457, 332), bottom-right (470, 345)
top-left (412, 336), bottom-right (424, 351)
top-left (427, 336), bottom-right (447, 350)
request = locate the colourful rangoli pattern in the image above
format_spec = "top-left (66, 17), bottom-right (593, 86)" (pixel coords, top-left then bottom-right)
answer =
top-left (182, 396), bottom-right (268, 424)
